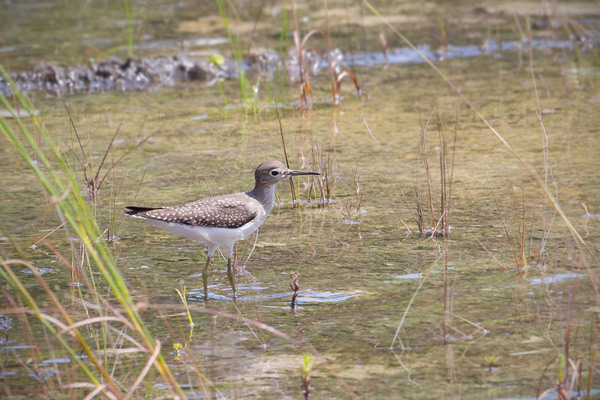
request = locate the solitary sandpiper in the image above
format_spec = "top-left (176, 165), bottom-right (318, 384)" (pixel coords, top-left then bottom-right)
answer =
top-left (124, 160), bottom-right (319, 298)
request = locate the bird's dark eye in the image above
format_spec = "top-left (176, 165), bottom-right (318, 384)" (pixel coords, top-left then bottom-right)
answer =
top-left (270, 170), bottom-right (280, 176)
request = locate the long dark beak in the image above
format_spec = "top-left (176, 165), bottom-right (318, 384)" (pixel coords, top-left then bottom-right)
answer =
top-left (285, 169), bottom-right (320, 177)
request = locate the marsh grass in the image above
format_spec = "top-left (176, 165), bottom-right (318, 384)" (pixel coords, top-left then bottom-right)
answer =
top-left (0, 67), bottom-right (186, 398)
top-left (361, 0), bottom-right (600, 304)
top-left (289, 11), bottom-right (362, 109)
top-left (413, 107), bottom-right (455, 238)
top-left (358, 4), bottom-right (598, 391)
top-left (337, 165), bottom-right (363, 229)
top-left (535, 271), bottom-right (596, 399)
top-left (63, 102), bottom-right (154, 202)
top-left (492, 191), bottom-right (528, 275)
top-left (175, 286), bottom-right (195, 328)
top-left (310, 142), bottom-right (334, 205)
top-left (275, 106), bottom-right (331, 208)
top-left (209, 0), bottom-right (362, 109)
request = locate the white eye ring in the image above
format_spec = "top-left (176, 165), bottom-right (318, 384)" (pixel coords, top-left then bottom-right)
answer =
top-left (270, 170), bottom-right (280, 176)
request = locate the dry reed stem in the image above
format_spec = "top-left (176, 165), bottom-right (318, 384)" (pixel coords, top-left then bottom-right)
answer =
top-left (124, 340), bottom-right (161, 400)
top-left (492, 193), bottom-right (523, 274)
top-left (474, 238), bottom-right (509, 272)
top-left (390, 252), bottom-right (442, 349)
top-left (275, 107), bottom-right (297, 203)
top-left (42, 240), bottom-right (89, 285)
top-left (1, 259), bottom-right (118, 392)
top-left (29, 221), bottom-right (68, 248)
top-left (418, 110), bottom-right (436, 229)
top-left (57, 316), bottom-right (135, 338)
top-left (82, 384), bottom-right (112, 400)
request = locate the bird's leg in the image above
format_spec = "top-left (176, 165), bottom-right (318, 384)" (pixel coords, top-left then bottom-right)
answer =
top-left (203, 256), bottom-right (211, 300)
top-left (227, 257), bottom-right (236, 299)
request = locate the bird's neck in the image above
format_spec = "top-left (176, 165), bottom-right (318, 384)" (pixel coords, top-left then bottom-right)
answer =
top-left (248, 184), bottom-right (276, 214)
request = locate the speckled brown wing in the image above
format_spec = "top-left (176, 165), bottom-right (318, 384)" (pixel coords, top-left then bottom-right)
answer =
top-left (137, 192), bottom-right (259, 229)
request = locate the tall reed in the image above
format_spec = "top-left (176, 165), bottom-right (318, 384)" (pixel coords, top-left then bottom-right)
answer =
top-left (0, 66), bottom-right (185, 398)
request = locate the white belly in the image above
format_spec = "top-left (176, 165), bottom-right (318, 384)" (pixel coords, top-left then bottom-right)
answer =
top-left (145, 212), bottom-right (267, 257)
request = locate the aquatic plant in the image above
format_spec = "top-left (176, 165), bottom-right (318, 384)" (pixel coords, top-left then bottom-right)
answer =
top-left (407, 107), bottom-right (456, 238)
top-left (485, 355), bottom-right (499, 372)
top-left (311, 142), bottom-right (334, 206)
top-left (290, 271), bottom-right (299, 310)
top-left (301, 353), bottom-right (314, 400)
top-left (175, 285), bottom-right (195, 328)
top-left (340, 165), bottom-right (362, 226)
top-left (492, 191), bottom-right (528, 275)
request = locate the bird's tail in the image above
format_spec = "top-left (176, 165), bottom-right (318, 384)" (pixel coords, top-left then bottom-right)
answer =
top-left (124, 206), bottom-right (161, 216)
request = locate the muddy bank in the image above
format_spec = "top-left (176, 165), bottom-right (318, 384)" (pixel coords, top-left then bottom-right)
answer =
top-left (1, 55), bottom-right (227, 96)
top-left (0, 37), bottom-right (592, 97)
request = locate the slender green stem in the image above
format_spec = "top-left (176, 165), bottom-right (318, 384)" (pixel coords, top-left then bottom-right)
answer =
top-left (124, 0), bottom-right (134, 57)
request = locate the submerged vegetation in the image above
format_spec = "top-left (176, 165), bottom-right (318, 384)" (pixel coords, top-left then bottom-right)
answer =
top-left (1, 0), bottom-right (599, 398)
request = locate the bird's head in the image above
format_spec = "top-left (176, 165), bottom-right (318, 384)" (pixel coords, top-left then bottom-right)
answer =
top-left (254, 160), bottom-right (320, 187)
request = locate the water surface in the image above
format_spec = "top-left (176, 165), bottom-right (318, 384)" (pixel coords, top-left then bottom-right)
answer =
top-left (1, 1), bottom-right (599, 399)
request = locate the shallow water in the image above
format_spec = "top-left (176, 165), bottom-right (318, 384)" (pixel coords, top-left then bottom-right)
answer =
top-left (1, 1), bottom-right (600, 399)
